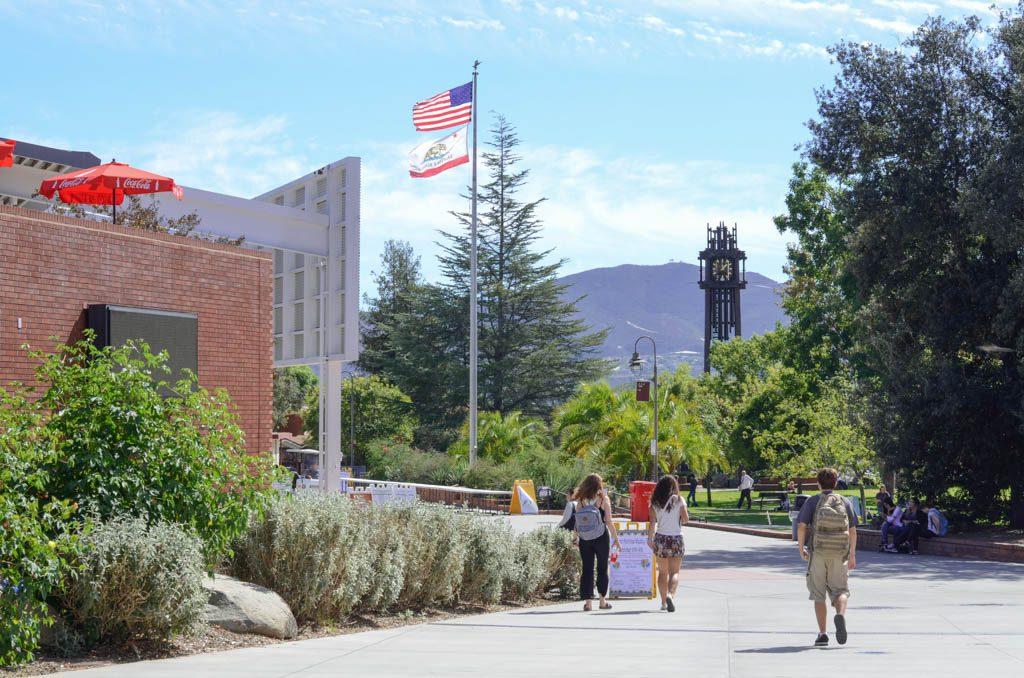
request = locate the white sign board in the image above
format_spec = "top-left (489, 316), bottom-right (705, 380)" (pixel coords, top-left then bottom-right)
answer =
top-left (609, 528), bottom-right (655, 598)
top-left (361, 483), bottom-right (418, 505)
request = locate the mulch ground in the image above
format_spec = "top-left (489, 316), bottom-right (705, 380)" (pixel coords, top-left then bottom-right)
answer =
top-left (6, 599), bottom-right (558, 677)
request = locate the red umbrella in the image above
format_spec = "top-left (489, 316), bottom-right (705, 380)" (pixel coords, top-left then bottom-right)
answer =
top-left (0, 139), bottom-right (15, 168)
top-left (38, 160), bottom-right (183, 221)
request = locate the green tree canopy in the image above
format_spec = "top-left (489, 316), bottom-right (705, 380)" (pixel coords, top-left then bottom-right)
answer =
top-left (304, 375), bottom-right (419, 464)
top-left (555, 369), bottom-right (722, 481)
top-left (369, 115), bottom-right (608, 447)
top-left (272, 365), bottom-right (318, 430)
top-left (804, 12), bottom-right (1024, 524)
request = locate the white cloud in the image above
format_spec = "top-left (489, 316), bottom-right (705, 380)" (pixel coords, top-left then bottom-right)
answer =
top-left (358, 139), bottom-right (793, 292)
top-left (641, 14), bottom-right (686, 37)
top-left (873, 0), bottom-right (939, 12)
top-left (535, 3), bottom-right (580, 21)
top-left (136, 112), bottom-right (309, 198)
top-left (442, 16), bottom-right (506, 31)
top-left (858, 16), bottom-right (919, 33)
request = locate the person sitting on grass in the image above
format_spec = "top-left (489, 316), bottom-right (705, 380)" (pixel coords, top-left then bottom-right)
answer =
top-left (797, 467), bottom-right (858, 647)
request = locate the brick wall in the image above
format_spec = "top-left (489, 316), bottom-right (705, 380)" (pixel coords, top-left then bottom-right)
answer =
top-left (0, 205), bottom-right (272, 454)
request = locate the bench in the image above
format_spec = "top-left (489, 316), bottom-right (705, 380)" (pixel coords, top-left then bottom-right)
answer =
top-left (756, 490), bottom-right (790, 511)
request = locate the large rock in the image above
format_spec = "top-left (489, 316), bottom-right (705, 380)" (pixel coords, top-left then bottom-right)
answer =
top-left (203, 575), bottom-right (298, 639)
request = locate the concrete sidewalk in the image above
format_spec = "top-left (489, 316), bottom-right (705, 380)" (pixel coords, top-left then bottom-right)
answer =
top-left (48, 526), bottom-right (1024, 677)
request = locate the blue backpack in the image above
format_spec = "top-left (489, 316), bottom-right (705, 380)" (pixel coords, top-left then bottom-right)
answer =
top-left (575, 503), bottom-right (606, 541)
top-left (931, 508), bottom-right (949, 536)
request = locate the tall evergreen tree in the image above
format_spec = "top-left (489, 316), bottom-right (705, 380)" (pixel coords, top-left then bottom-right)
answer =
top-left (379, 115), bottom-right (607, 443)
top-left (358, 239), bottom-right (423, 375)
top-left (438, 115), bottom-right (608, 415)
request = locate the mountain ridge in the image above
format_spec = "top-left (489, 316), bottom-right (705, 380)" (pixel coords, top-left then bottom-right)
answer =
top-left (557, 260), bottom-right (787, 376)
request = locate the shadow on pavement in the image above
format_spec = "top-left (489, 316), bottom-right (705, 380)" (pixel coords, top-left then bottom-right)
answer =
top-left (687, 543), bottom-right (1024, 582)
top-left (734, 646), bottom-right (819, 654)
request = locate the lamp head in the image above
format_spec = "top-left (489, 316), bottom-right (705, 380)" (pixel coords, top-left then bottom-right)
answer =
top-left (629, 351), bottom-right (645, 376)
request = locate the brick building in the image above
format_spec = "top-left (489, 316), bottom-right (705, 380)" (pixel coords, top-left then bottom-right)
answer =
top-left (1, 139), bottom-right (360, 484)
top-left (0, 205), bottom-right (273, 454)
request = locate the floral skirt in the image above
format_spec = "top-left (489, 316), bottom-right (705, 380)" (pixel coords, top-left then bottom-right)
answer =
top-left (653, 533), bottom-right (684, 558)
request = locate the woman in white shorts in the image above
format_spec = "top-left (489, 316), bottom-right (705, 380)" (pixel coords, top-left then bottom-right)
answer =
top-left (647, 475), bottom-right (689, 611)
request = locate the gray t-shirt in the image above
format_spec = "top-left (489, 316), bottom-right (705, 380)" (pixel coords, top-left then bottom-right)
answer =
top-left (797, 491), bottom-right (858, 548)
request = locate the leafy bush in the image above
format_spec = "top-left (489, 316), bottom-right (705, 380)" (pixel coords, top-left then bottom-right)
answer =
top-left (230, 494), bottom-right (575, 622)
top-left (304, 375), bottom-right (419, 455)
top-left (230, 493), bottom-right (373, 623)
top-left (0, 387), bottom-right (76, 667)
top-left (365, 438), bottom-right (590, 501)
top-left (394, 505), bottom-right (468, 609)
top-left (502, 533), bottom-right (549, 602)
top-left (58, 517), bottom-right (206, 645)
top-left (20, 336), bottom-right (278, 564)
top-left (458, 518), bottom-right (511, 605)
top-left (522, 527), bottom-right (580, 599)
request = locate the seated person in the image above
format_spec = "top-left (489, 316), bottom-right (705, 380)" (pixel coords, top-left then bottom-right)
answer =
top-left (879, 500), bottom-right (905, 552)
top-left (922, 501), bottom-right (949, 538)
top-left (896, 499), bottom-right (925, 554)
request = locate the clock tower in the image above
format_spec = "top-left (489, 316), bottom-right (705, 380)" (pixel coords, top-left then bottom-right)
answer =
top-left (698, 222), bottom-right (747, 373)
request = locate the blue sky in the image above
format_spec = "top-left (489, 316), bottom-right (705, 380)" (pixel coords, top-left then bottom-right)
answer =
top-left (1, 0), bottom-right (1012, 295)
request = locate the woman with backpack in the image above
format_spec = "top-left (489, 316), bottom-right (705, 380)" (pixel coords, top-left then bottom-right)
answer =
top-left (647, 475), bottom-right (689, 612)
top-left (572, 473), bottom-right (620, 611)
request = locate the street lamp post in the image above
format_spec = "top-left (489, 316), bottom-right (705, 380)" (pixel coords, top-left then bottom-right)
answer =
top-left (630, 336), bottom-right (659, 482)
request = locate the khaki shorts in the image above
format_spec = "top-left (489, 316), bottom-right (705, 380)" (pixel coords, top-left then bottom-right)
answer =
top-left (806, 552), bottom-right (850, 604)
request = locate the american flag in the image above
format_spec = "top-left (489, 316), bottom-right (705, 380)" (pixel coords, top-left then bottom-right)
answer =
top-left (412, 82), bottom-right (473, 131)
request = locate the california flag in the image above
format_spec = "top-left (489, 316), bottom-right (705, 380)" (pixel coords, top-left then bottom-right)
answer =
top-left (408, 126), bottom-right (469, 178)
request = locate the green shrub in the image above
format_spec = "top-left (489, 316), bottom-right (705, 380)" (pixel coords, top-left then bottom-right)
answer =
top-left (58, 517), bottom-right (206, 645)
top-left (458, 517), bottom-right (512, 605)
top-left (502, 534), bottom-right (549, 602)
top-left (394, 504), bottom-right (468, 609)
top-left (521, 527), bottom-right (580, 599)
top-left (19, 336), bottom-right (279, 565)
top-left (230, 493), bottom-right (373, 623)
top-left (230, 494), bottom-right (576, 622)
top-left (0, 387), bottom-right (76, 667)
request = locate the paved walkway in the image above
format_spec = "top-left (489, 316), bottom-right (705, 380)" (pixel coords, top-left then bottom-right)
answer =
top-left (50, 524), bottom-right (1024, 677)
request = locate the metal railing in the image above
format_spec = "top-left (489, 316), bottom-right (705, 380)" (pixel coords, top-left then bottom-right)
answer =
top-left (343, 477), bottom-right (512, 512)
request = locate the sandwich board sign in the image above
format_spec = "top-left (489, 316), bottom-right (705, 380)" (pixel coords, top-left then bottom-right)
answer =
top-left (609, 523), bottom-right (657, 599)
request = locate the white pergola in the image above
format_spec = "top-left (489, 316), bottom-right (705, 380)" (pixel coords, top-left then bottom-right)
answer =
top-left (152, 161), bottom-right (360, 494)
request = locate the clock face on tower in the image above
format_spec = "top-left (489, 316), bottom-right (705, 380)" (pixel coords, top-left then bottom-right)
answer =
top-left (711, 257), bottom-right (734, 282)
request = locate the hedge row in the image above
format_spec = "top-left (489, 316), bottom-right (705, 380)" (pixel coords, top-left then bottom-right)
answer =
top-left (229, 494), bottom-right (580, 623)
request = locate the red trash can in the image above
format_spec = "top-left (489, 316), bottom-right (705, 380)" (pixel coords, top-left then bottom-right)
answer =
top-left (629, 481), bottom-right (657, 522)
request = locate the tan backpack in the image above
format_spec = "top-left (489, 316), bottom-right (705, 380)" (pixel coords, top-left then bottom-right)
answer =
top-left (812, 492), bottom-right (851, 558)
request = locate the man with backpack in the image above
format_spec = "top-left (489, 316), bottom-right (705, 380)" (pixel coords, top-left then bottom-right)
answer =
top-left (797, 467), bottom-right (859, 647)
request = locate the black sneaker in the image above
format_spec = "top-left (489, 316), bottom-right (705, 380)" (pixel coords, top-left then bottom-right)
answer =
top-left (834, 614), bottom-right (847, 645)
top-left (666, 596), bottom-right (675, 613)
top-left (814, 633), bottom-right (829, 647)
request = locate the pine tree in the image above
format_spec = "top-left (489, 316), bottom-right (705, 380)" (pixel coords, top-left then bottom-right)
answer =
top-left (358, 239), bottom-right (423, 375)
top-left (437, 115), bottom-right (608, 415)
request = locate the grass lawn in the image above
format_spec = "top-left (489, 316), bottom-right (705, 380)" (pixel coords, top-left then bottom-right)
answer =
top-left (682, 488), bottom-right (877, 529)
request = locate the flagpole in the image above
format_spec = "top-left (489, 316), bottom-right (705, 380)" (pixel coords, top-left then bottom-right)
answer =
top-left (469, 60), bottom-right (480, 467)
